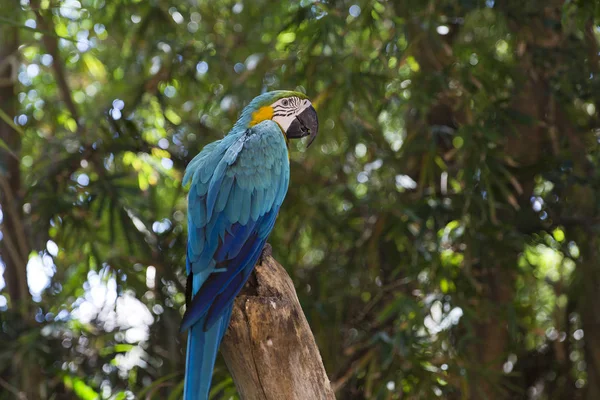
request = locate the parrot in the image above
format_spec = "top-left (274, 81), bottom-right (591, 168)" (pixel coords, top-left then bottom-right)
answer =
top-left (180, 90), bottom-right (319, 399)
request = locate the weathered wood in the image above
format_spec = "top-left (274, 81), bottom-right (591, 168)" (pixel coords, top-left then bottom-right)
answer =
top-left (221, 256), bottom-right (335, 400)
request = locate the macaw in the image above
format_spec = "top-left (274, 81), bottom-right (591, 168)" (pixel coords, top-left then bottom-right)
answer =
top-left (181, 90), bottom-right (319, 399)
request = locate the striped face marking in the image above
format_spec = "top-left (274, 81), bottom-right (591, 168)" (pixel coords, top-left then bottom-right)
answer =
top-left (271, 97), bottom-right (312, 132)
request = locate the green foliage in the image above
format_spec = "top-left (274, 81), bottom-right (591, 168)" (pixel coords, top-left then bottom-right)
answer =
top-left (1, 0), bottom-right (600, 399)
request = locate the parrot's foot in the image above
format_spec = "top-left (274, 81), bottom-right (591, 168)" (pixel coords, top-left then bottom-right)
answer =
top-left (259, 243), bottom-right (272, 265)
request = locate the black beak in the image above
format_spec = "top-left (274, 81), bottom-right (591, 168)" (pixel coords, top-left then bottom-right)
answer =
top-left (286, 105), bottom-right (319, 147)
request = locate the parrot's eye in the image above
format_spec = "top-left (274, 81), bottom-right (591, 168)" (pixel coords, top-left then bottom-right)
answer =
top-left (282, 99), bottom-right (289, 106)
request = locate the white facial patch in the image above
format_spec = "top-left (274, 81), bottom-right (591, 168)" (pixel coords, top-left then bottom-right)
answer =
top-left (271, 97), bottom-right (312, 132)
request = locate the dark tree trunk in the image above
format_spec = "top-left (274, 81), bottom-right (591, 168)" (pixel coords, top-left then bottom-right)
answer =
top-left (0, 5), bottom-right (28, 314)
top-left (0, 8), bottom-right (37, 399)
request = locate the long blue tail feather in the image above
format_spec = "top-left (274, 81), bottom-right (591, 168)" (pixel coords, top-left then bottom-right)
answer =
top-left (218, 306), bottom-right (234, 344)
top-left (184, 315), bottom-right (227, 400)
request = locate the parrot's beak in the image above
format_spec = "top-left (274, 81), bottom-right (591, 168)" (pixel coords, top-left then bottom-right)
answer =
top-left (286, 105), bottom-right (319, 147)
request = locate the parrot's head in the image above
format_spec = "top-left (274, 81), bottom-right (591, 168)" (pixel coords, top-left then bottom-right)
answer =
top-left (240, 90), bottom-right (319, 147)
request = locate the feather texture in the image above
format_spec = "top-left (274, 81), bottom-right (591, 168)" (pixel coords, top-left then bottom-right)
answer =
top-left (182, 119), bottom-right (290, 400)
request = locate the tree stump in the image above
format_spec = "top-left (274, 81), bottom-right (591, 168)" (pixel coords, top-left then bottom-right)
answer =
top-left (221, 256), bottom-right (335, 400)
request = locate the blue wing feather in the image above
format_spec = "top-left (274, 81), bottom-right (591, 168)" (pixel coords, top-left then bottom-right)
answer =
top-left (215, 176), bottom-right (234, 213)
top-left (204, 257), bottom-right (258, 331)
top-left (195, 179), bottom-right (209, 196)
top-left (189, 227), bottom-right (204, 259)
top-left (220, 220), bottom-right (258, 260)
top-left (224, 183), bottom-right (241, 223)
top-left (181, 206), bottom-right (278, 332)
top-left (183, 120), bottom-right (289, 400)
top-left (181, 226), bottom-right (261, 331)
top-left (239, 188), bottom-right (252, 225)
top-left (189, 194), bottom-right (206, 228)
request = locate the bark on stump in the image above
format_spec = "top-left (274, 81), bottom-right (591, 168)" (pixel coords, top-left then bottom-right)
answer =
top-left (221, 256), bottom-right (335, 400)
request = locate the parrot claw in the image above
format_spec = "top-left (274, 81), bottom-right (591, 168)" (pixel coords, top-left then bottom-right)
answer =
top-left (259, 243), bottom-right (272, 265)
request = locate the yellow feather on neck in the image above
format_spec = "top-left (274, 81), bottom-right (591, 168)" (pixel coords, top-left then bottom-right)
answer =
top-left (249, 105), bottom-right (289, 158)
top-left (249, 106), bottom-right (274, 126)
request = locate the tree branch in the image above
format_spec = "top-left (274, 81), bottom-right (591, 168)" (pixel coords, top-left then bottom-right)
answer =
top-left (221, 256), bottom-right (335, 400)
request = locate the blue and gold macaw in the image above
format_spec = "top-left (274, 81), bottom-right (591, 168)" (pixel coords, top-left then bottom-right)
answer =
top-left (181, 90), bottom-right (318, 399)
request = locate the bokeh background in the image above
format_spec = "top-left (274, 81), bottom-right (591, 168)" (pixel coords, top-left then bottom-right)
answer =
top-left (1, 0), bottom-right (600, 399)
